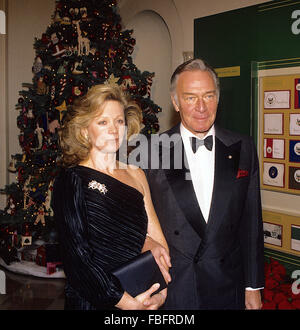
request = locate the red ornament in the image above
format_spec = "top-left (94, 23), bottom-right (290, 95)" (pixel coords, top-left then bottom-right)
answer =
top-left (72, 86), bottom-right (83, 97)
top-left (41, 33), bottom-right (49, 44)
top-left (36, 246), bottom-right (46, 266)
top-left (68, 96), bottom-right (74, 104)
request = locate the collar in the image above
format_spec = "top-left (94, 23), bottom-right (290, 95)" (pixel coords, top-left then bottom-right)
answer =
top-left (180, 123), bottom-right (215, 141)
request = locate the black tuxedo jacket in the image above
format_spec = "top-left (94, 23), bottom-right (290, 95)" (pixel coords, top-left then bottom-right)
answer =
top-left (142, 124), bottom-right (265, 310)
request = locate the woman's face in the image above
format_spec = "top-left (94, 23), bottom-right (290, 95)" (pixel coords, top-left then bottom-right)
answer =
top-left (85, 100), bottom-right (126, 154)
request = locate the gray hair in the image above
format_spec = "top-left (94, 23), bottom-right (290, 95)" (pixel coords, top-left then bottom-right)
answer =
top-left (170, 58), bottom-right (220, 104)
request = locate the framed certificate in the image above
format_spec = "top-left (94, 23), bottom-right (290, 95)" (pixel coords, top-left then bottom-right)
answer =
top-left (288, 166), bottom-right (300, 190)
top-left (294, 79), bottom-right (300, 109)
top-left (263, 222), bottom-right (282, 247)
top-left (264, 113), bottom-right (283, 135)
top-left (291, 224), bottom-right (300, 252)
top-left (264, 90), bottom-right (290, 109)
top-left (264, 138), bottom-right (285, 159)
top-left (263, 162), bottom-right (285, 187)
top-left (289, 113), bottom-right (300, 135)
top-left (289, 140), bottom-right (300, 162)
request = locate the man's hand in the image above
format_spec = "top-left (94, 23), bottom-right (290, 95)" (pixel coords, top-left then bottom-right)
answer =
top-left (142, 235), bottom-right (171, 283)
top-left (245, 290), bottom-right (262, 310)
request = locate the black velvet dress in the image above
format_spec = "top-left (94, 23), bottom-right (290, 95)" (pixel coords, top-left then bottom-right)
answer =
top-left (52, 165), bottom-right (148, 310)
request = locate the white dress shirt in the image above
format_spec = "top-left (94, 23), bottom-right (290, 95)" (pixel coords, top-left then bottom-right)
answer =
top-left (180, 124), bottom-right (215, 222)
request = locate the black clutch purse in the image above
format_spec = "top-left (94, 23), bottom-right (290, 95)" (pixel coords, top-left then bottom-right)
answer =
top-left (112, 250), bottom-right (167, 297)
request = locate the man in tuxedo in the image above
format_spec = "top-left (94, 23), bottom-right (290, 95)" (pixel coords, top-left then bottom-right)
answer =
top-left (141, 58), bottom-right (264, 310)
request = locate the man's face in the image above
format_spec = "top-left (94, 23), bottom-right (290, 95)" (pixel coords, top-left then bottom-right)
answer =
top-left (172, 70), bottom-right (219, 138)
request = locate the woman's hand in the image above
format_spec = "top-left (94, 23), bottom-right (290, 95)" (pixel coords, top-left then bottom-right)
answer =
top-left (142, 235), bottom-right (172, 283)
top-left (143, 287), bottom-right (167, 309)
top-left (115, 283), bottom-right (163, 310)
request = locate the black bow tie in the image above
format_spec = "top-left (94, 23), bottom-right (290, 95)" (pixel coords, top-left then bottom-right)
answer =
top-left (190, 135), bottom-right (213, 153)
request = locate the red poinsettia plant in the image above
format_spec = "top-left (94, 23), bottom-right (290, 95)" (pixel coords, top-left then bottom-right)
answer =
top-left (262, 258), bottom-right (300, 309)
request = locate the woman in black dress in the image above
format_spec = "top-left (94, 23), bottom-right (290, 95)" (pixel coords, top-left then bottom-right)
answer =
top-left (52, 84), bottom-right (170, 310)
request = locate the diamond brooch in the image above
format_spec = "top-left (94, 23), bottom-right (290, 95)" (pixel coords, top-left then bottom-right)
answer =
top-left (88, 180), bottom-right (108, 195)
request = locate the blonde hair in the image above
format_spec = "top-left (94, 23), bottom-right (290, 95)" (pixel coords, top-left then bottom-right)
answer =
top-left (59, 84), bottom-right (142, 167)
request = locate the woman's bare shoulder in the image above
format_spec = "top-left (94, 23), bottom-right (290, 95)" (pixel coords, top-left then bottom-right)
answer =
top-left (126, 164), bottom-right (146, 180)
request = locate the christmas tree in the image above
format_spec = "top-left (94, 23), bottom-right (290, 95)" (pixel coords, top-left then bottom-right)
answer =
top-left (0, 0), bottom-right (161, 266)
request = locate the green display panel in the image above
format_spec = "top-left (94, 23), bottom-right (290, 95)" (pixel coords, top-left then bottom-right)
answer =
top-left (194, 0), bottom-right (300, 136)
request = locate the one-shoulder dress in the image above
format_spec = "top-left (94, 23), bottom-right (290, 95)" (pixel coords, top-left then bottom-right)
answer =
top-left (52, 165), bottom-right (148, 310)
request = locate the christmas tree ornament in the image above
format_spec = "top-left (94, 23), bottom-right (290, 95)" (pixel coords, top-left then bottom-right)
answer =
top-left (50, 83), bottom-right (56, 100)
top-left (72, 86), bottom-right (83, 96)
top-left (41, 33), bottom-right (49, 44)
top-left (21, 223), bottom-right (32, 246)
top-left (48, 32), bottom-right (66, 58)
top-left (102, 23), bottom-right (110, 41)
top-left (57, 61), bottom-right (68, 74)
top-left (108, 46), bottom-right (117, 60)
top-left (55, 100), bottom-right (67, 122)
top-left (23, 175), bottom-right (32, 209)
top-left (72, 61), bottom-right (84, 75)
top-left (32, 56), bottom-right (43, 74)
top-left (34, 205), bottom-right (48, 227)
top-left (27, 109), bottom-right (34, 119)
top-left (8, 156), bottom-right (17, 173)
top-left (48, 119), bottom-right (60, 133)
top-left (105, 74), bottom-right (119, 86)
top-left (36, 77), bottom-right (48, 95)
top-left (44, 181), bottom-right (54, 217)
top-left (6, 197), bottom-right (16, 216)
top-left (104, 61), bottom-right (109, 78)
top-left (61, 17), bottom-right (71, 25)
top-left (74, 20), bottom-right (90, 56)
top-left (58, 77), bottom-right (67, 96)
top-left (146, 74), bottom-right (154, 97)
top-left (34, 123), bottom-right (44, 149)
top-left (52, 10), bottom-right (62, 23)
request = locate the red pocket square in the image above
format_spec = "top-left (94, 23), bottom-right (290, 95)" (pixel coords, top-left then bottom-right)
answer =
top-left (236, 169), bottom-right (249, 179)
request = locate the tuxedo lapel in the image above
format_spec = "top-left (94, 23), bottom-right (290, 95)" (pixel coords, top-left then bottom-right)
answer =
top-left (206, 134), bottom-right (241, 233)
top-left (162, 127), bottom-right (207, 239)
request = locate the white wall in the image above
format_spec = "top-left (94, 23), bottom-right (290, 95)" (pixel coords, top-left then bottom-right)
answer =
top-left (0, 0), bottom-right (7, 208)
top-left (125, 10), bottom-right (175, 132)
